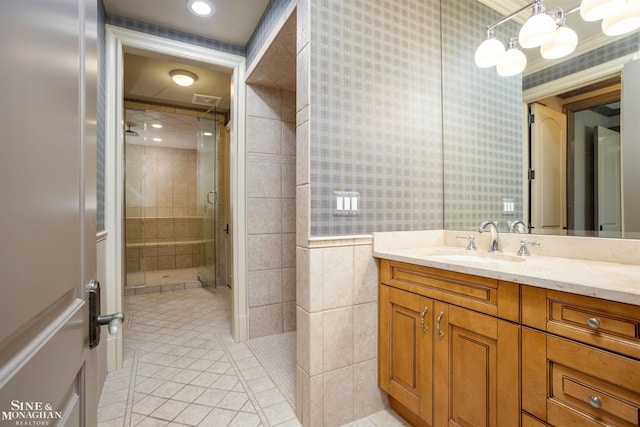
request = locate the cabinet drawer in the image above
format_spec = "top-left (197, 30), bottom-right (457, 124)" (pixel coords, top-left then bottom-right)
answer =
top-left (379, 259), bottom-right (519, 321)
top-left (522, 286), bottom-right (640, 359)
top-left (546, 334), bottom-right (640, 427)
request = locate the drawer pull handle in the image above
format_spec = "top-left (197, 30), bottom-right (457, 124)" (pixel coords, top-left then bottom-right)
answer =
top-left (436, 311), bottom-right (445, 340)
top-left (587, 317), bottom-right (601, 329)
top-left (420, 307), bottom-right (429, 333)
top-left (588, 395), bottom-right (602, 409)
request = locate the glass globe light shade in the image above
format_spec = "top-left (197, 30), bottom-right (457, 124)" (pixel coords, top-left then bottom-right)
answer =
top-left (519, 12), bottom-right (557, 48)
top-left (580, 0), bottom-right (626, 21)
top-left (541, 26), bottom-right (579, 59)
top-left (475, 37), bottom-right (506, 68)
top-left (602, 0), bottom-right (640, 36)
top-left (497, 47), bottom-right (527, 76)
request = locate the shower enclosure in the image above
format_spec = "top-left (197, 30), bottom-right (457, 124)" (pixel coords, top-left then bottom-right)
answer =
top-left (124, 108), bottom-right (219, 290)
top-left (197, 118), bottom-right (218, 287)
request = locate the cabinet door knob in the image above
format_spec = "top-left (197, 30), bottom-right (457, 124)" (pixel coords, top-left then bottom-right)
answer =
top-left (587, 317), bottom-right (601, 329)
top-left (436, 311), bottom-right (445, 340)
top-left (420, 307), bottom-right (429, 333)
top-left (588, 395), bottom-right (602, 409)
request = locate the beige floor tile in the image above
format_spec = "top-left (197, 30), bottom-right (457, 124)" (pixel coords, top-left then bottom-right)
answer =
top-left (150, 400), bottom-right (190, 421)
top-left (172, 403), bottom-right (213, 426)
top-left (198, 408), bottom-right (237, 426)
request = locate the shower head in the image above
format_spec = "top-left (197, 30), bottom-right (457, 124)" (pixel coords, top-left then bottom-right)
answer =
top-left (125, 121), bottom-right (139, 137)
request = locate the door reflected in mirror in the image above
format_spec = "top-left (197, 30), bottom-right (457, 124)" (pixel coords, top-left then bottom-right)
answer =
top-left (528, 79), bottom-right (622, 237)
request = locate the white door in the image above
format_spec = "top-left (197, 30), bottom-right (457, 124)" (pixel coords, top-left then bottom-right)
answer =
top-left (595, 126), bottom-right (622, 233)
top-left (0, 1), bottom-right (100, 425)
top-left (530, 103), bottom-right (567, 233)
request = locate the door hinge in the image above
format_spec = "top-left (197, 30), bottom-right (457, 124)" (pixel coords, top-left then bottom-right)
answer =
top-left (528, 169), bottom-right (536, 180)
top-left (528, 113), bottom-right (535, 126)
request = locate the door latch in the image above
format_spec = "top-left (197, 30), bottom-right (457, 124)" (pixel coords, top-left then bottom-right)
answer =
top-left (87, 280), bottom-right (124, 348)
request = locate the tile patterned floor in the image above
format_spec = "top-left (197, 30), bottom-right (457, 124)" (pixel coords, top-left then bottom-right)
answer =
top-left (98, 287), bottom-right (408, 426)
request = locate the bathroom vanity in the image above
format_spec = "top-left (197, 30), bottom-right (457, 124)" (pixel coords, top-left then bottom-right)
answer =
top-left (374, 231), bottom-right (640, 427)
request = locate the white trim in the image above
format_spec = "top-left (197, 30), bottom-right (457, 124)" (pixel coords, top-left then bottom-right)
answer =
top-left (523, 55), bottom-right (634, 103)
top-left (104, 27), bottom-right (249, 361)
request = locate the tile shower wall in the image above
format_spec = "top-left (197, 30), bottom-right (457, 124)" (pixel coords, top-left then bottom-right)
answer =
top-left (442, 0), bottom-right (523, 231)
top-left (246, 84), bottom-right (297, 339)
top-left (125, 145), bottom-right (199, 273)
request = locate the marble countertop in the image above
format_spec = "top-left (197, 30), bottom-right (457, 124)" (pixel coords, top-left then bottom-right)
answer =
top-left (373, 245), bottom-right (640, 306)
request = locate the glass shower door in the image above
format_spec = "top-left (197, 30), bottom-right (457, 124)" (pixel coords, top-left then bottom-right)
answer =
top-left (124, 108), bottom-right (147, 287)
top-left (197, 118), bottom-right (217, 287)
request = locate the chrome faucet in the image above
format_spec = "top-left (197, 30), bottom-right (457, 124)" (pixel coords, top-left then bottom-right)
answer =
top-left (478, 220), bottom-right (502, 253)
top-left (509, 220), bottom-right (527, 233)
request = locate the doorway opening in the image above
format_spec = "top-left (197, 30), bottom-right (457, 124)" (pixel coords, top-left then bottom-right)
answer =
top-left (123, 105), bottom-right (230, 292)
top-left (105, 26), bottom-right (249, 365)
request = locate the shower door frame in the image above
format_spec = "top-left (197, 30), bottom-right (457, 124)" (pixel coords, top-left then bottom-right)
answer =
top-left (105, 27), bottom-right (249, 368)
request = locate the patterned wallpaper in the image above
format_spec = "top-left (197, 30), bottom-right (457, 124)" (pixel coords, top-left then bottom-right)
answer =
top-left (524, 32), bottom-right (640, 90)
top-left (105, 14), bottom-right (245, 56)
top-left (442, 0), bottom-right (524, 231)
top-left (309, 0), bottom-right (444, 236)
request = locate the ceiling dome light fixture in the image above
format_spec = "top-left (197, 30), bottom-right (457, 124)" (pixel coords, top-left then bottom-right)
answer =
top-left (187, 0), bottom-right (215, 17)
top-left (474, 28), bottom-right (505, 68)
top-left (497, 38), bottom-right (527, 76)
top-left (519, 0), bottom-right (557, 48)
top-left (580, 0), bottom-right (625, 21)
top-left (169, 69), bottom-right (198, 87)
top-left (602, 0), bottom-right (640, 35)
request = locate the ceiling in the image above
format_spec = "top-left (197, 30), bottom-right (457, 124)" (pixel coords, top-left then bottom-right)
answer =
top-left (102, 0), bottom-right (270, 46)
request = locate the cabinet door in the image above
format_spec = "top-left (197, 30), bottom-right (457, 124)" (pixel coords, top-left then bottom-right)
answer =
top-left (379, 284), bottom-right (434, 424)
top-left (434, 303), bottom-right (520, 427)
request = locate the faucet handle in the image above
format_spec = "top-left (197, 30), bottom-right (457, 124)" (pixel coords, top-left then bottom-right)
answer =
top-left (517, 239), bottom-right (540, 256)
top-left (456, 235), bottom-right (477, 251)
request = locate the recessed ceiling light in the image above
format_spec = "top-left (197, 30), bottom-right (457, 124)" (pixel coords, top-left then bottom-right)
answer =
top-left (187, 0), bottom-right (215, 17)
top-left (151, 123), bottom-right (163, 129)
top-left (152, 138), bottom-right (162, 142)
top-left (203, 132), bottom-right (213, 136)
top-left (169, 69), bottom-right (198, 87)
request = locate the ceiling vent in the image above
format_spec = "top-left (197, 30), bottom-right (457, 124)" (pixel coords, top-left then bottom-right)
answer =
top-left (192, 93), bottom-right (221, 107)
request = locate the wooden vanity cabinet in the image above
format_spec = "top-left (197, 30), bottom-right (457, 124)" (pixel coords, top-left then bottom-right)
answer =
top-left (378, 259), bottom-right (521, 427)
top-left (521, 286), bottom-right (640, 426)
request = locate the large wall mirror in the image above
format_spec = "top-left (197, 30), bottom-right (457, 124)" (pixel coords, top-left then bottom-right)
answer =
top-left (442, 0), bottom-right (640, 239)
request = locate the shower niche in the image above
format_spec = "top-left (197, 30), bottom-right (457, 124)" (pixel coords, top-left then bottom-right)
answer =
top-left (124, 107), bottom-right (227, 291)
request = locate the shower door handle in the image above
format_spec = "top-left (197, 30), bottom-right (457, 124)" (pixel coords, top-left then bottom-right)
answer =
top-left (207, 191), bottom-right (217, 204)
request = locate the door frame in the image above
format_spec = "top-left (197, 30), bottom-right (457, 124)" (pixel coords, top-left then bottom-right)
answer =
top-left (105, 26), bottom-right (249, 369)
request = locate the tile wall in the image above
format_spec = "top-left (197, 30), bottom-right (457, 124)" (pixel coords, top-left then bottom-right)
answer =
top-left (246, 84), bottom-right (297, 339)
top-left (125, 145), bottom-right (199, 275)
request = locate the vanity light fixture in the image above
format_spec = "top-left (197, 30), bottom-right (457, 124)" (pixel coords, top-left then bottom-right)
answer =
top-left (474, 28), bottom-right (506, 67)
top-left (601, 0), bottom-right (640, 35)
top-left (519, 0), bottom-right (557, 48)
top-left (169, 69), bottom-right (198, 87)
top-left (475, 0), bottom-right (580, 76)
top-left (497, 38), bottom-right (527, 76)
top-left (541, 12), bottom-right (579, 59)
top-left (187, 0), bottom-right (215, 17)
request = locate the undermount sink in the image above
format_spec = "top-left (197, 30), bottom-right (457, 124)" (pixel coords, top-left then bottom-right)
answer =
top-left (423, 249), bottom-right (525, 264)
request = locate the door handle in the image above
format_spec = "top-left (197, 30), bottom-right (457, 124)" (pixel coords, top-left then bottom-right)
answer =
top-left (420, 307), bottom-right (429, 333)
top-left (207, 191), bottom-right (217, 205)
top-left (87, 280), bottom-right (124, 349)
top-left (436, 311), bottom-right (445, 340)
